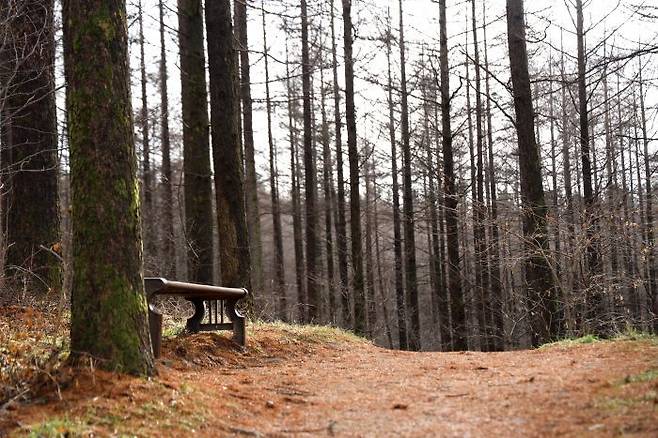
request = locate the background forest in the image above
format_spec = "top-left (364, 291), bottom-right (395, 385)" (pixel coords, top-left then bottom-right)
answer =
top-left (2, 0), bottom-right (658, 355)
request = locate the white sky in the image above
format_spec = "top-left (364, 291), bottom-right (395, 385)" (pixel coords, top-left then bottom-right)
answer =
top-left (56, 0), bottom-right (658, 200)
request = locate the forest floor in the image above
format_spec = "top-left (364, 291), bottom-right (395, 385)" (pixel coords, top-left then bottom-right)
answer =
top-left (1, 305), bottom-right (658, 437)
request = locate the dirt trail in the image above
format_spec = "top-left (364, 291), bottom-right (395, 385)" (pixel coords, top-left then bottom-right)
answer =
top-left (3, 323), bottom-right (658, 437)
top-left (177, 338), bottom-right (658, 437)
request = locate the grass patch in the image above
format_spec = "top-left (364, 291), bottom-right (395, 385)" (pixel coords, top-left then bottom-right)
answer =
top-left (251, 320), bottom-right (366, 345)
top-left (539, 334), bottom-right (600, 349)
top-left (24, 417), bottom-right (90, 437)
top-left (622, 369), bottom-right (658, 385)
top-left (612, 329), bottom-right (658, 345)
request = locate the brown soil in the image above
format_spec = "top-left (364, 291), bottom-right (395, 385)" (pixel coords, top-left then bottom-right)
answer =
top-left (1, 315), bottom-right (657, 437)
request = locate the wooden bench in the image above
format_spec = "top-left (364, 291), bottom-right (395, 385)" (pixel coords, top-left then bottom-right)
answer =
top-left (145, 277), bottom-right (248, 358)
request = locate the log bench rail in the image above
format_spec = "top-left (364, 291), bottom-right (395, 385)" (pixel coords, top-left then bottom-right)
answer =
top-left (145, 277), bottom-right (248, 358)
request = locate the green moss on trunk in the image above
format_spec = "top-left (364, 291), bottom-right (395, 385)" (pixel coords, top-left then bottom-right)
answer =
top-left (62, 0), bottom-right (154, 375)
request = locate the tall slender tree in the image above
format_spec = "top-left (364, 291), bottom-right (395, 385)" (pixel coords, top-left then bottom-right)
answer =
top-left (1, 0), bottom-right (60, 291)
top-left (63, 0), bottom-right (154, 375)
top-left (178, 0), bottom-right (214, 286)
top-left (301, 0), bottom-right (320, 321)
top-left (262, 3), bottom-right (286, 320)
top-left (483, 3), bottom-right (505, 349)
top-left (138, 0), bottom-right (153, 266)
top-left (398, 0), bottom-right (421, 351)
top-left (286, 39), bottom-right (306, 321)
top-left (341, 0), bottom-right (366, 335)
top-left (506, 0), bottom-right (557, 346)
top-left (638, 62), bottom-right (657, 332)
top-left (330, 0), bottom-right (350, 328)
top-left (470, 0), bottom-right (489, 351)
top-left (575, 0), bottom-right (601, 297)
top-left (205, 0), bottom-right (251, 290)
top-left (158, 0), bottom-right (175, 278)
top-left (234, 0), bottom-right (263, 295)
top-left (385, 14), bottom-right (407, 350)
top-left (439, 0), bottom-right (466, 351)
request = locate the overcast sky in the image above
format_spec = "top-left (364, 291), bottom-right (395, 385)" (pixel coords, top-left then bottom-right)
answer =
top-left (55, 0), bottom-right (658, 197)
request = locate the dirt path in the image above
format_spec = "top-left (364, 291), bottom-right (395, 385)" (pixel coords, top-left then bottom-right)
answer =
top-left (177, 338), bottom-right (658, 437)
top-left (4, 324), bottom-right (658, 437)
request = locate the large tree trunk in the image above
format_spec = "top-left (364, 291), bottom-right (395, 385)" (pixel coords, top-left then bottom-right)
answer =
top-left (178, 0), bottom-right (214, 285)
top-left (506, 0), bottom-right (557, 346)
top-left (205, 0), bottom-right (251, 291)
top-left (341, 0), bottom-right (366, 335)
top-left (63, 0), bottom-right (154, 375)
top-left (262, 4), bottom-right (286, 320)
top-left (301, 0), bottom-right (320, 322)
top-left (1, 0), bottom-right (60, 292)
top-left (439, 0), bottom-right (466, 351)
top-left (385, 15), bottom-right (407, 350)
top-left (234, 0), bottom-right (263, 296)
top-left (158, 0), bottom-right (175, 278)
top-left (398, 0), bottom-right (421, 351)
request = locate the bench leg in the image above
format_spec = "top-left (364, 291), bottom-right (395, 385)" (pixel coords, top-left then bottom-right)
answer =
top-left (148, 304), bottom-right (163, 358)
top-left (186, 298), bottom-right (205, 332)
top-left (226, 300), bottom-right (246, 347)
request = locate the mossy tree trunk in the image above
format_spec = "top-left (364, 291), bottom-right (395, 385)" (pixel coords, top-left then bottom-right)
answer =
top-left (178, 0), bottom-right (214, 285)
top-left (62, 0), bottom-right (154, 375)
top-left (205, 0), bottom-right (251, 290)
top-left (1, 0), bottom-right (60, 292)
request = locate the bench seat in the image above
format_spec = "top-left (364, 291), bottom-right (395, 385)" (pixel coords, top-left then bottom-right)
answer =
top-left (145, 277), bottom-right (248, 358)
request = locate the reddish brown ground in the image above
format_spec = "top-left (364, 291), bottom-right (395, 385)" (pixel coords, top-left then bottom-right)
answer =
top-left (1, 309), bottom-right (657, 437)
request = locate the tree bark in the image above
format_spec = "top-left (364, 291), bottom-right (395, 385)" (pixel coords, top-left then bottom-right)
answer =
top-left (638, 65), bottom-right (657, 332)
top-left (262, 3), bottom-right (286, 320)
top-left (330, 0), bottom-right (350, 328)
top-left (301, 0), bottom-right (320, 322)
top-left (286, 40), bottom-right (306, 321)
top-left (398, 0), bottom-right (421, 351)
top-left (506, 0), bottom-right (557, 346)
top-left (483, 5), bottom-right (505, 350)
top-left (178, 0), bottom-right (214, 285)
top-left (234, 0), bottom-right (263, 296)
top-left (341, 0), bottom-right (366, 335)
top-left (470, 0), bottom-right (490, 351)
top-left (439, 0), bottom-right (466, 351)
top-left (205, 0), bottom-right (251, 291)
top-left (63, 0), bottom-right (154, 375)
top-left (385, 14), bottom-right (407, 350)
top-left (138, 0), bottom-right (153, 269)
top-left (1, 0), bottom-right (60, 291)
top-left (576, 0), bottom-right (604, 332)
top-left (158, 0), bottom-right (175, 278)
